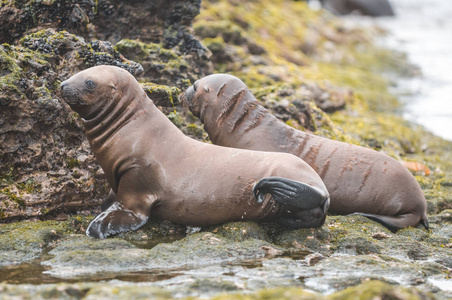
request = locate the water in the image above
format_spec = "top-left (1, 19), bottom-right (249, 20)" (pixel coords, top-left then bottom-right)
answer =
top-left (376, 0), bottom-right (452, 141)
top-left (310, 0), bottom-right (452, 141)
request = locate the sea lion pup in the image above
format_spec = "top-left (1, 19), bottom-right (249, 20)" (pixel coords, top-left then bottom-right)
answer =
top-left (59, 65), bottom-right (330, 239)
top-left (182, 74), bottom-right (429, 232)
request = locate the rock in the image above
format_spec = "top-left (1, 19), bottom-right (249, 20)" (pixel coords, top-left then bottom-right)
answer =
top-left (0, 0), bottom-right (202, 45)
top-left (42, 232), bottom-right (272, 278)
top-left (206, 221), bottom-right (270, 242)
top-left (296, 82), bottom-right (349, 113)
top-left (330, 280), bottom-right (434, 300)
top-left (0, 220), bottom-right (68, 266)
top-left (0, 30), bottom-right (140, 221)
top-left (333, 235), bottom-right (381, 255)
top-left (0, 0), bottom-right (212, 221)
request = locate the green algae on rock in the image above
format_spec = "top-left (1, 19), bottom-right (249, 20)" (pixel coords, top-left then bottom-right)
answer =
top-left (329, 280), bottom-right (435, 300)
top-left (0, 27), bottom-right (207, 221)
top-left (1, 0), bottom-right (213, 222)
top-left (42, 231), bottom-right (273, 278)
top-left (0, 220), bottom-right (69, 266)
top-left (116, 39), bottom-right (192, 88)
top-left (0, 215), bottom-right (451, 298)
top-left (0, 278), bottom-right (436, 300)
top-left (141, 82), bottom-right (181, 107)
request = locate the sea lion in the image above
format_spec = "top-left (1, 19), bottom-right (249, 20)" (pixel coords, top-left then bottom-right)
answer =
top-left (182, 74), bottom-right (429, 231)
top-left (59, 65), bottom-right (330, 239)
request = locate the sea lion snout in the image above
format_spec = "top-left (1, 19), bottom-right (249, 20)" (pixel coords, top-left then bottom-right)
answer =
top-left (181, 85), bottom-right (195, 104)
top-left (60, 80), bottom-right (86, 108)
top-left (181, 84), bottom-right (200, 116)
top-left (60, 65), bottom-right (128, 118)
top-left (182, 74), bottom-right (247, 119)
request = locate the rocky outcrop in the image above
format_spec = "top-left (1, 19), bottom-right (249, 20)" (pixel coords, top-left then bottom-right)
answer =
top-left (0, 0), bottom-right (212, 221)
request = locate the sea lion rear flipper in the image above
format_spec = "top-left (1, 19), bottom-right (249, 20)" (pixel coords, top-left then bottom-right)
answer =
top-left (278, 208), bottom-right (328, 229)
top-left (349, 212), bottom-right (430, 232)
top-left (86, 202), bottom-right (149, 239)
top-left (253, 177), bottom-right (329, 210)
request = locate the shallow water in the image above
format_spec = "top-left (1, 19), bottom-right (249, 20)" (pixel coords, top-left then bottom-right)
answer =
top-left (376, 0), bottom-right (452, 141)
top-left (0, 258), bottom-right (184, 285)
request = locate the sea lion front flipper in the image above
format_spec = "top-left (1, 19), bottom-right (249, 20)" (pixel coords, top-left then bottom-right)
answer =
top-left (253, 177), bottom-right (329, 210)
top-left (101, 189), bottom-right (117, 211)
top-left (349, 212), bottom-right (430, 232)
top-left (86, 202), bottom-right (149, 239)
top-left (87, 169), bottom-right (157, 239)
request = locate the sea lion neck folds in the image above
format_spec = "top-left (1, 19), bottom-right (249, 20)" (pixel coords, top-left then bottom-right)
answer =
top-left (60, 65), bottom-right (330, 239)
top-left (182, 73), bottom-right (429, 231)
top-left (184, 75), bottom-right (270, 147)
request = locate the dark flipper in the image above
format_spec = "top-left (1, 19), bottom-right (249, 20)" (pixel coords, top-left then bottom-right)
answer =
top-left (278, 208), bottom-right (328, 229)
top-left (86, 202), bottom-right (148, 239)
top-left (420, 214), bottom-right (430, 230)
top-left (253, 177), bottom-right (328, 210)
top-left (101, 189), bottom-right (117, 211)
top-left (349, 212), bottom-right (429, 233)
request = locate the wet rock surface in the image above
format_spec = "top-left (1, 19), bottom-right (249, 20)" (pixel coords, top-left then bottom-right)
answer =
top-left (0, 217), bottom-right (450, 299)
top-left (1, 0), bottom-right (452, 299)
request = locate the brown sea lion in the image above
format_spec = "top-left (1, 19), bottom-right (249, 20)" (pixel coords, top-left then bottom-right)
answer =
top-left (59, 66), bottom-right (330, 239)
top-left (181, 74), bottom-right (429, 231)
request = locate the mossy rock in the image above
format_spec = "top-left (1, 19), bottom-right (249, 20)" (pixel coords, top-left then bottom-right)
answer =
top-left (42, 232), bottom-right (273, 278)
top-left (0, 220), bottom-right (68, 251)
top-left (115, 38), bottom-right (197, 89)
top-left (330, 280), bottom-right (435, 300)
top-left (333, 234), bottom-right (381, 255)
top-left (210, 287), bottom-right (319, 300)
top-left (429, 210), bottom-right (452, 223)
top-left (194, 20), bottom-right (247, 45)
top-left (205, 221), bottom-right (270, 242)
top-left (273, 226), bottom-right (333, 254)
top-left (141, 82), bottom-right (181, 107)
top-left (47, 235), bottom-right (137, 255)
top-left (0, 220), bottom-right (68, 265)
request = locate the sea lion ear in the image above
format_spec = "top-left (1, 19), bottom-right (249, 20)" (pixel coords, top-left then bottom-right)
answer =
top-left (204, 86), bottom-right (210, 92)
top-left (109, 83), bottom-right (117, 90)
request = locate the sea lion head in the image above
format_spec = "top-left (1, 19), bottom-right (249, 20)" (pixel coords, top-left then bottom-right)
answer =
top-left (181, 74), bottom-right (250, 122)
top-left (60, 65), bottom-right (135, 119)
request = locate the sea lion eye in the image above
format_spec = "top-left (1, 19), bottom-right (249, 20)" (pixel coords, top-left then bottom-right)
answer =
top-left (85, 80), bottom-right (95, 89)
